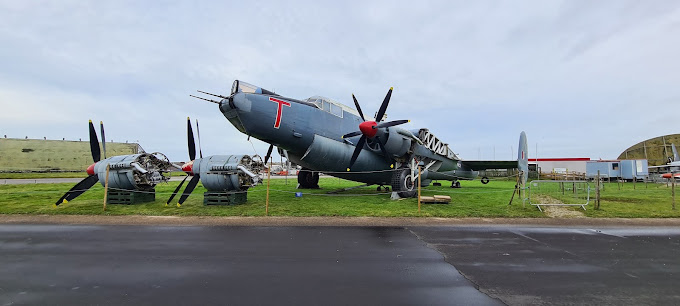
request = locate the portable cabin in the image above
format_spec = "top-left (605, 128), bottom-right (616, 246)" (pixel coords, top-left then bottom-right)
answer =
top-left (586, 160), bottom-right (620, 179)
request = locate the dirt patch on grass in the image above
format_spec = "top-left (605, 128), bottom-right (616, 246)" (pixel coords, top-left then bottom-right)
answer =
top-left (534, 195), bottom-right (586, 218)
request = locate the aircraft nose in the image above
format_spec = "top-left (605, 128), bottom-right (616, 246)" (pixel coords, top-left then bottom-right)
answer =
top-left (229, 94), bottom-right (251, 112)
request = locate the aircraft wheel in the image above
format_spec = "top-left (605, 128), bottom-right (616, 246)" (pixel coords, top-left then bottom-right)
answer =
top-left (481, 176), bottom-right (490, 184)
top-left (298, 169), bottom-right (319, 189)
top-left (451, 181), bottom-right (461, 188)
top-left (391, 168), bottom-right (416, 198)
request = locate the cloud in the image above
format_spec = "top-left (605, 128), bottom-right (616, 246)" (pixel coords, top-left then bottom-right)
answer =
top-left (1, 0), bottom-right (679, 162)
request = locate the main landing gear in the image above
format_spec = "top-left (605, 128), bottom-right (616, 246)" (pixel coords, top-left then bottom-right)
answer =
top-left (297, 168), bottom-right (319, 189)
top-left (391, 167), bottom-right (416, 198)
top-left (451, 181), bottom-right (461, 188)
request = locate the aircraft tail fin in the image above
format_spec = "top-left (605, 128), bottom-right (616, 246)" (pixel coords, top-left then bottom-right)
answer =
top-left (517, 131), bottom-right (528, 184)
top-left (672, 143), bottom-right (679, 162)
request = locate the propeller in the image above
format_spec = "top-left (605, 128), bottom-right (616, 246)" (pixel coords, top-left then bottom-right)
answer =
top-left (167, 117), bottom-right (202, 207)
top-left (264, 144), bottom-right (274, 165)
top-left (55, 120), bottom-right (102, 206)
top-left (196, 118), bottom-right (203, 159)
top-left (342, 88), bottom-right (409, 171)
top-left (100, 121), bottom-right (107, 159)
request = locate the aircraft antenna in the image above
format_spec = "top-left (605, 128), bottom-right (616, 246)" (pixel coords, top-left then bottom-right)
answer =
top-left (197, 90), bottom-right (229, 99)
top-left (189, 95), bottom-right (220, 104)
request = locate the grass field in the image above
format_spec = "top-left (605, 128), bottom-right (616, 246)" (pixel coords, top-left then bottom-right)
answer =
top-left (0, 178), bottom-right (541, 217)
top-left (0, 178), bottom-right (676, 218)
top-left (0, 172), bottom-right (88, 179)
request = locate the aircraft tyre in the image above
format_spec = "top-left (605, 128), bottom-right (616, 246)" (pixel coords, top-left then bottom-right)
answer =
top-left (451, 181), bottom-right (461, 188)
top-left (481, 176), bottom-right (490, 184)
top-left (297, 169), bottom-right (319, 189)
top-left (391, 168), bottom-right (416, 198)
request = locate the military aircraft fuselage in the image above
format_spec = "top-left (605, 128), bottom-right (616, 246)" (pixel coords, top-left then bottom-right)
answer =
top-left (216, 83), bottom-right (460, 185)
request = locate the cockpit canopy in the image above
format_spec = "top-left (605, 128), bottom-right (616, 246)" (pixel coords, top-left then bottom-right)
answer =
top-left (231, 80), bottom-right (277, 96)
top-left (306, 96), bottom-right (361, 118)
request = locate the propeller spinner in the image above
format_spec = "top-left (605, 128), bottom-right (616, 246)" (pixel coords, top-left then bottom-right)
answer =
top-left (342, 87), bottom-right (409, 171)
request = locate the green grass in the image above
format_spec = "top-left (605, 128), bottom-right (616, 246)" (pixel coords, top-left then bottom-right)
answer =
top-left (530, 181), bottom-right (680, 218)
top-left (0, 172), bottom-right (88, 179)
top-left (0, 178), bottom-right (541, 218)
top-left (1, 178), bottom-right (677, 218)
top-left (586, 181), bottom-right (680, 218)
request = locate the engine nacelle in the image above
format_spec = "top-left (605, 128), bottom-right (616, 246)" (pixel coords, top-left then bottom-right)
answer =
top-left (377, 127), bottom-right (412, 159)
top-left (191, 155), bottom-right (264, 191)
top-left (94, 153), bottom-right (173, 190)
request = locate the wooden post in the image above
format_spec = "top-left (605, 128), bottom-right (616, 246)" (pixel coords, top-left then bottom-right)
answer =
top-left (596, 170), bottom-right (601, 210)
top-left (103, 164), bottom-right (110, 211)
top-left (266, 160), bottom-right (271, 216)
top-left (633, 177), bottom-right (636, 190)
top-left (417, 166), bottom-right (422, 213)
top-left (672, 176), bottom-right (676, 211)
top-left (508, 172), bottom-right (521, 206)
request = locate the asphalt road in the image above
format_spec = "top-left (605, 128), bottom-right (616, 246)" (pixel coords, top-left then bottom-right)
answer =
top-left (1, 224), bottom-right (679, 305)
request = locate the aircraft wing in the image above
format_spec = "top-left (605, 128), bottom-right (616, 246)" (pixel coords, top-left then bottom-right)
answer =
top-left (462, 160), bottom-right (517, 171)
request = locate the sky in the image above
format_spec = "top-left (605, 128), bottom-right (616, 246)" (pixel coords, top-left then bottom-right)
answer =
top-left (1, 0), bottom-right (679, 163)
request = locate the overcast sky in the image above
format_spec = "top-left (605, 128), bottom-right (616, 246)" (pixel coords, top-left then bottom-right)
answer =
top-left (1, 0), bottom-right (679, 163)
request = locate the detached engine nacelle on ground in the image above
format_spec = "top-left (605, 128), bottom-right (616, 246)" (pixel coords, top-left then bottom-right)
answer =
top-left (188, 155), bottom-right (263, 191)
top-left (55, 120), bottom-right (176, 206)
top-left (92, 153), bottom-right (173, 190)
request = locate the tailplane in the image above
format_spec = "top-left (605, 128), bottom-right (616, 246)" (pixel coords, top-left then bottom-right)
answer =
top-left (672, 143), bottom-right (679, 162)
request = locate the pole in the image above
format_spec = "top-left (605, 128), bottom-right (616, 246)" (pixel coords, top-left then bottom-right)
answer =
top-left (672, 175), bottom-right (676, 210)
top-left (266, 160), bottom-right (271, 216)
top-left (596, 170), bottom-right (601, 210)
top-left (417, 166), bottom-right (422, 213)
top-left (508, 173), bottom-right (521, 206)
top-left (103, 164), bottom-right (110, 211)
top-left (634, 177), bottom-right (636, 190)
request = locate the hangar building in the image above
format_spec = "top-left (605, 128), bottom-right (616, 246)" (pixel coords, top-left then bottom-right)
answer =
top-left (618, 134), bottom-right (680, 167)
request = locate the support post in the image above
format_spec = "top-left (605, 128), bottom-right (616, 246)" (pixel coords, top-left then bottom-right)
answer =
top-left (596, 170), bottom-right (601, 210)
top-left (103, 164), bottom-right (110, 211)
top-left (672, 175), bottom-right (676, 211)
top-left (266, 160), bottom-right (271, 216)
top-left (417, 166), bottom-right (422, 213)
top-left (508, 172), bottom-right (521, 206)
top-left (634, 177), bottom-right (636, 190)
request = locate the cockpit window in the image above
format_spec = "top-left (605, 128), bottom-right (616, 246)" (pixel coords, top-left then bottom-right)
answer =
top-left (232, 80), bottom-right (258, 94)
top-left (305, 96), bottom-right (345, 118)
top-left (330, 103), bottom-right (342, 117)
top-left (231, 80), bottom-right (277, 95)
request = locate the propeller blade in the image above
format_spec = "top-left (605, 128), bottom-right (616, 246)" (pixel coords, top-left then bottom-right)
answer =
top-left (374, 87), bottom-right (393, 122)
top-left (166, 175), bottom-right (189, 206)
top-left (55, 175), bottom-right (99, 205)
top-left (375, 135), bottom-right (391, 162)
top-left (342, 130), bottom-right (363, 139)
top-left (352, 94), bottom-right (366, 121)
top-left (347, 136), bottom-right (366, 171)
top-left (264, 144), bottom-right (274, 164)
top-left (195, 119), bottom-right (203, 158)
top-left (187, 117), bottom-right (196, 161)
top-left (177, 175), bottom-right (201, 206)
top-left (100, 121), bottom-right (106, 159)
top-left (88, 120), bottom-right (101, 163)
top-left (376, 119), bottom-right (409, 129)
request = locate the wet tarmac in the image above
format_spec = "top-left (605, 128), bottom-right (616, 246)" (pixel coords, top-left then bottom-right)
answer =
top-left (1, 225), bottom-right (679, 305)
